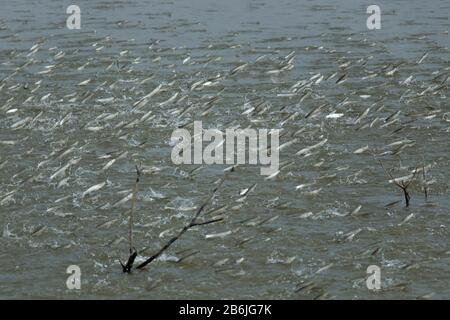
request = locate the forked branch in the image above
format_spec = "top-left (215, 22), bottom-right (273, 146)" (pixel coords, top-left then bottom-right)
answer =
top-left (136, 178), bottom-right (225, 270)
top-left (373, 152), bottom-right (418, 207)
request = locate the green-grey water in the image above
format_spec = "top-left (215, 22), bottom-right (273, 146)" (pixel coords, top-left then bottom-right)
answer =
top-left (0, 0), bottom-right (449, 299)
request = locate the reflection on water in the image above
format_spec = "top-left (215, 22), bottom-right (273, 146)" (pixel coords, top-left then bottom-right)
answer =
top-left (0, 0), bottom-right (449, 299)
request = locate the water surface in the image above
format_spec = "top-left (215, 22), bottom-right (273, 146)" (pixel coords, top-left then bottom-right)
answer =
top-left (0, 0), bottom-right (449, 299)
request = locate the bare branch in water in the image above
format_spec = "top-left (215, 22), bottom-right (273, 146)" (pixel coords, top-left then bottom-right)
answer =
top-left (120, 249), bottom-right (137, 273)
top-left (190, 217), bottom-right (224, 227)
top-left (129, 164), bottom-right (141, 253)
top-left (375, 155), bottom-right (401, 188)
top-left (373, 151), bottom-right (418, 207)
top-left (121, 164), bottom-right (141, 273)
top-left (422, 156), bottom-right (428, 201)
top-left (136, 178), bottom-right (225, 270)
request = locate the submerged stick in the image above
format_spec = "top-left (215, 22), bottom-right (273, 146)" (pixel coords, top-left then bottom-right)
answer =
top-left (120, 250), bottom-right (137, 273)
top-left (422, 156), bottom-right (428, 201)
top-left (129, 165), bottom-right (140, 253)
top-left (374, 153), bottom-right (418, 207)
top-left (121, 164), bottom-right (140, 273)
top-left (136, 178), bottom-right (225, 270)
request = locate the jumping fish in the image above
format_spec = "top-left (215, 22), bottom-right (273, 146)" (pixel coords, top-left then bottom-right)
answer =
top-left (296, 138), bottom-right (328, 156)
top-left (82, 182), bottom-right (106, 198)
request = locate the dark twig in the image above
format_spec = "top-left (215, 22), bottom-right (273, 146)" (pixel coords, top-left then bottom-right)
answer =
top-left (136, 178), bottom-right (225, 270)
top-left (373, 152), bottom-right (418, 207)
top-left (190, 217), bottom-right (224, 227)
top-left (400, 168), bottom-right (418, 207)
top-left (422, 156), bottom-right (428, 201)
top-left (129, 164), bottom-right (141, 253)
top-left (121, 164), bottom-right (141, 273)
top-left (120, 248), bottom-right (137, 273)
